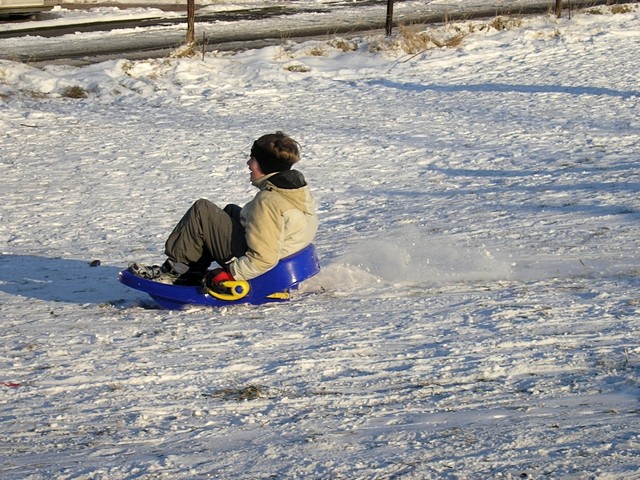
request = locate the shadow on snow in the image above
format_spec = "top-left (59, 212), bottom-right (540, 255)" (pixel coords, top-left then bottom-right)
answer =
top-left (366, 79), bottom-right (640, 99)
top-left (0, 255), bottom-right (139, 306)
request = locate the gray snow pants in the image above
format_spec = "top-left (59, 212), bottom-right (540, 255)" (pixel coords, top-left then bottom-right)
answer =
top-left (164, 199), bottom-right (248, 273)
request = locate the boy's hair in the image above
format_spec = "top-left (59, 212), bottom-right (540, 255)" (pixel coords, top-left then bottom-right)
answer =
top-left (251, 131), bottom-right (300, 174)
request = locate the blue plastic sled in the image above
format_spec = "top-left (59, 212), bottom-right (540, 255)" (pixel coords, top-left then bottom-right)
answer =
top-left (118, 244), bottom-right (320, 310)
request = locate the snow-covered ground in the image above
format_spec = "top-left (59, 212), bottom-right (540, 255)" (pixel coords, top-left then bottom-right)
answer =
top-left (1, 2), bottom-right (639, 478)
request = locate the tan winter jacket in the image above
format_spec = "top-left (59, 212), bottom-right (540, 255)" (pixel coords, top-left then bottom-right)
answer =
top-left (229, 170), bottom-right (318, 280)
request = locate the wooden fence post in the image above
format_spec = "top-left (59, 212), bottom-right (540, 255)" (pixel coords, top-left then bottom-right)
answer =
top-left (555, 0), bottom-right (562, 18)
top-left (385, 0), bottom-right (394, 36)
top-left (187, 0), bottom-right (195, 44)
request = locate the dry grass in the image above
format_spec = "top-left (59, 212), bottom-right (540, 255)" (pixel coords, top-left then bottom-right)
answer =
top-left (392, 23), bottom-right (468, 54)
top-left (585, 6), bottom-right (605, 14)
top-left (285, 63), bottom-right (311, 73)
top-left (585, 4), bottom-right (637, 15)
top-left (61, 85), bottom-right (87, 99)
top-left (204, 384), bottom-right (269, 401)
top-left (171, 43), bottom-right (197, 58)
top-left (329, 38), bottom-right (358, 53)
top-left (610, 4), bottom-right (636, 14)
top-left (484, 16), bottom-right (523, 31)
top-left (444, 33), bottom-right (466, 48)
top-left (308, 45), bottom-right (327, 57)
top-left (380, 13), bottom-right (523, 56)
top-left (277, 36), bottom-right (358, 63)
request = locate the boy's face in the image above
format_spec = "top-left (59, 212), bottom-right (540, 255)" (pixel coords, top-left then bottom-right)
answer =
top-left (247, 156), bottom-right (264, 182)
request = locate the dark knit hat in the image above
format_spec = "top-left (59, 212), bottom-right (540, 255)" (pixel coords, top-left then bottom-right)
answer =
top-left (251, 131), bottom-right (300, 175)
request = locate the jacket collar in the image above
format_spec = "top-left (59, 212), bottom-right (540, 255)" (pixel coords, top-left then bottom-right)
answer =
top-left (252, 170), bottom-right (307, 190)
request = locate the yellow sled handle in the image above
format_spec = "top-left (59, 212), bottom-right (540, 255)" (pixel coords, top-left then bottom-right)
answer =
top-left (206, 280), bottom-right (250, 301)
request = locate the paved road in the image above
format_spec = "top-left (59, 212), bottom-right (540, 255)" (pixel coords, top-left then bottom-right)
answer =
top-left (0, 0), bottom-right (637, 65)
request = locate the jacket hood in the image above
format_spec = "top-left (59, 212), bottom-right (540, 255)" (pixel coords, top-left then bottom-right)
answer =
top-left (253, 170), bottom-right (307, 189)
top-left (252, 170), bottom-right (314, 214)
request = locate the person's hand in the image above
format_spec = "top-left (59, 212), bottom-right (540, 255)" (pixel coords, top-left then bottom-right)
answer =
top-left (203, 267), bottom-right (234, 295)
